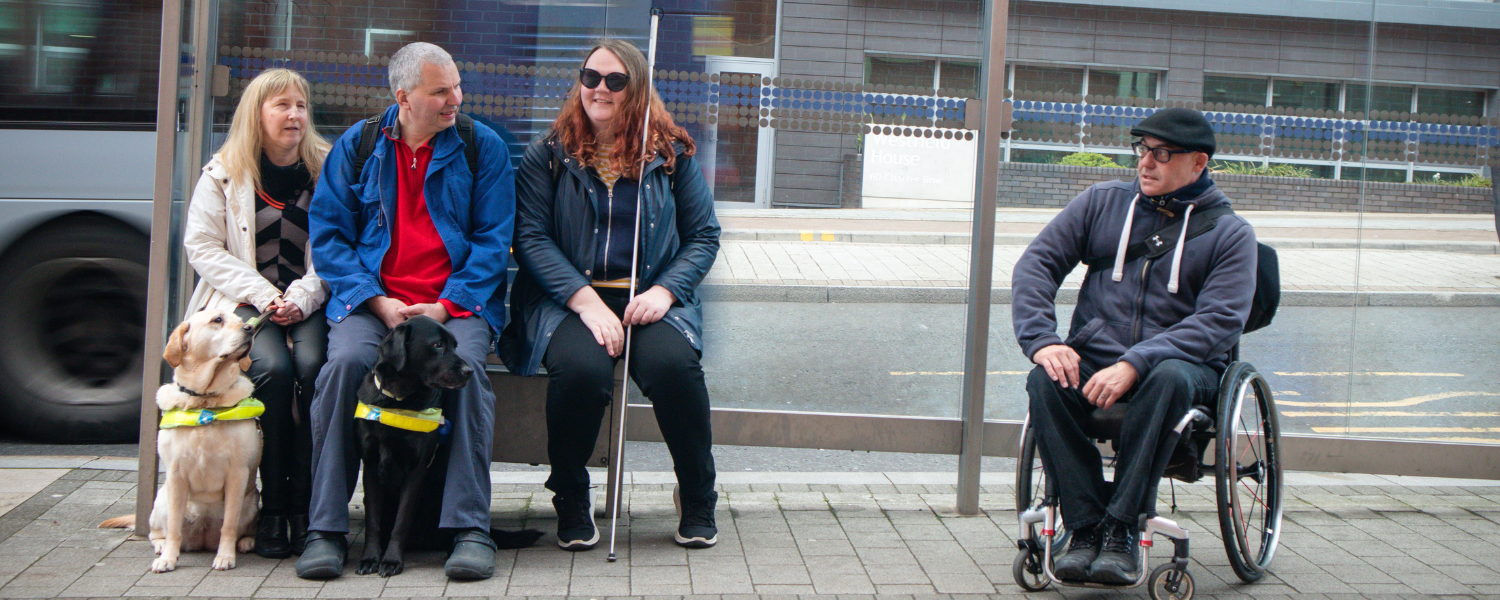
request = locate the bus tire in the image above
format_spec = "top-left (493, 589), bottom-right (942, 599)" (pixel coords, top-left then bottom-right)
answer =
top-left (0, 214), bottom-right (148, 443)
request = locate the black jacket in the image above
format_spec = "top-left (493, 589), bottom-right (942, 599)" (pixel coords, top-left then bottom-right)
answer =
top-left (1011, 175), bottom-right (1258, 376)
top-left (499, 134), bottom-right (720, 375)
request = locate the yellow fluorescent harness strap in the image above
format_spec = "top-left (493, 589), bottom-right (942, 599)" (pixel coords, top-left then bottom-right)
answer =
top-left (354, 402), bottom-right (444, 433)
top-left (159, 398), bottom-right (265, 429)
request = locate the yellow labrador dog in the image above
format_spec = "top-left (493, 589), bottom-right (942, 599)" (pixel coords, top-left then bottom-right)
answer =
top-left (101, 309), bottom-right (262, 572)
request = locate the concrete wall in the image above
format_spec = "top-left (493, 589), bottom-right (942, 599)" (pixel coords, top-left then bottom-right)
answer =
top-left (996, 162), bottom-right (1494, 214)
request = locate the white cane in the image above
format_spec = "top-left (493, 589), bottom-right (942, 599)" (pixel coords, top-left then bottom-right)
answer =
top-left (607, 7), bottom-right (661, 563)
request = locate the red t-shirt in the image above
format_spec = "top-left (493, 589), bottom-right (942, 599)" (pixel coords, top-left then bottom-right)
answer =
top-left (380, 134), bottom-right (471, 318)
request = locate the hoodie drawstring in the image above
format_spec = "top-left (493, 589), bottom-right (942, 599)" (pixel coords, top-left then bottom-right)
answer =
top-left (1167, 203), bottom-right (1194, 294)
top-left (1111, 194), bottom-right (1140, 282)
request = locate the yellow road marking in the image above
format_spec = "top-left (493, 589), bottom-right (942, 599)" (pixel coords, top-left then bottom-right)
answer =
top-left (1277, 391), bottom-right (1500, 408)
top-left (1284, 411), bottom-right (1500, 418)
top-left (822, 232), bottom-right (835, 241)
top-left (800, 231), bottom-right (813, 241)
top-left (1273, 371), bottom-right (1463, 377)
top-left (1277, 390), bottom-right (1302, 396)
top-left (799, 231), bottom-right (837, 241)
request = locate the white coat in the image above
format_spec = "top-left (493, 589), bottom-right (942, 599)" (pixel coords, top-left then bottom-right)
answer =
top-left (183, 155), bottom-right (328, 318)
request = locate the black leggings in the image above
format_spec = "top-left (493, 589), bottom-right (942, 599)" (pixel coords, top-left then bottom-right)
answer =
top-left (542, 290), bottom-right (716, 504)
top-left (234, 305), bottom-right (329, 516)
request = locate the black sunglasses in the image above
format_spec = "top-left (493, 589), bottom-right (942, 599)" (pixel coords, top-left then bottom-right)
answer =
top-left (579, 68), bottom-right (630, 92)
top-left (1131, 140), bottom-right (1196, 164)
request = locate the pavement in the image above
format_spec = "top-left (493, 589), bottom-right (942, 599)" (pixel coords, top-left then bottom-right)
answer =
top-left (3, 457), bottom-right (1500, 598)
top-left (705, 207), bottom-right (1500, 305)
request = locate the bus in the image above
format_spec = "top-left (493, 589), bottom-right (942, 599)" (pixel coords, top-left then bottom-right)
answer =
top-left (0, 0), bottom-right (158, 442)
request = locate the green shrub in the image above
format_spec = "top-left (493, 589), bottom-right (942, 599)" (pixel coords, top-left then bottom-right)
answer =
top-left (1211, 162), bottom-right (1314, 178)
top-left (1427, 174), bottom-right (1492, 188)
top-left (1057, 152), bottom-right (1122, 168)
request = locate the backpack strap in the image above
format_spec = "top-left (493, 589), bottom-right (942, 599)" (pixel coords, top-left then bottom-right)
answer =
top-left (1085, 205), bottom-right (1235, 272)
top-left (352, 115), bottom-right (382, 183)
top-left (455, 113), bottom-right (480, 179)
top-left (352, 113), bottom-right (482, 182)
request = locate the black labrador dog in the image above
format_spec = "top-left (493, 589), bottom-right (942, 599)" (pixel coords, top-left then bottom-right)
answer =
top-left (354, 316), bottom-right (540, 577)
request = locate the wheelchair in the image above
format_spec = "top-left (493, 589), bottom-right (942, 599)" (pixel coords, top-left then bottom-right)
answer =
top-left (1012, 359), bottom-right (1284, 600)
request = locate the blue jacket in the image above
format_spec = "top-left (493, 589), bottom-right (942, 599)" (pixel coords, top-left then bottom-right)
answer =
top-left (1011, 175), bottom-right (1258, 376)
top-left (499, 134), bottom-right (720, 375)
top-left (309, 105), bottom-right (516, 333)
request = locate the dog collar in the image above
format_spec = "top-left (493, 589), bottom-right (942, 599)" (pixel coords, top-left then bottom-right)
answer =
top-left (354, 402), bottom-right (445, 433)
top-left (159, 398), bottom-right (264, 429)
top-left (177, 384), bottom-right (207, 397)
top-left (372, 373), bottom-right (404, 400)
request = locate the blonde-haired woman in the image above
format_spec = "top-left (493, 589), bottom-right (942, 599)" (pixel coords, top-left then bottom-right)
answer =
top-left (184, 67), bottom-right (331, 559)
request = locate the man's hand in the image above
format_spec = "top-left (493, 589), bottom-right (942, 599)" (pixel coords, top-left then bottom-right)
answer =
top-left (1033, 344), bottom-right (1081, 389)
top-left (623, 285), bottom-right (675, 326)
top-left (268, 298), bottom-right (305, 325)
top-left (398, 303), bottom-right (450, 324)
top-left (567, 287), bottom-right (624, 357)
top-left (366, 296), bottom-right (409, 330)
top-left (1082, 361), bottom-right (1138, 409)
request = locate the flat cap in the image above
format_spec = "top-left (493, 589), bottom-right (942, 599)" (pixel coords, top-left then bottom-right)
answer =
top-left (1131, 107), bottom-right (1216, 157)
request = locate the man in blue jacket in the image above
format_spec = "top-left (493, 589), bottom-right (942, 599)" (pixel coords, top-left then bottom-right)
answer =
top-left (298, 42), bottom-right (514, 580)
top-left (1011, 108), bottom-right (1257, 585)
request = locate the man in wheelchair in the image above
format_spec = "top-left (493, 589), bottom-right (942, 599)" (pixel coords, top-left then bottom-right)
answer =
top-left (1011, 108), bottom-right (1258, 585)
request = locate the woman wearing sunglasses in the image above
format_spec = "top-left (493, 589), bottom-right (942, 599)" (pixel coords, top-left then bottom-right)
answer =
top-left (500, 39), bottom-right (721, 552)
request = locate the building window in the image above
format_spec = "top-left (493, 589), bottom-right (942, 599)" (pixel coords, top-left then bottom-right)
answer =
top-left (939, 61), bottom-right (980, 98)
top-left (1417, 88), bottom-right (1486, 117)
top-left (1012, 64), bottom-right (1083, 98)
top-left (1088, 69), bottom-right (1157, 99)
top-left (1346, 84), bottom-right (1414, 114)
top-left (867, 56), bottom-right (936, 90)
top-left (1203, 75), bottom-right (1267, 107)
top-left (1273, 80), bottom-right (1339, 111)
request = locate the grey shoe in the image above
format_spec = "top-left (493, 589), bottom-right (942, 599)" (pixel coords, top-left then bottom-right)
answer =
top-left (294, 531), bottom-right (347, 579)
top-left (1051, 522), bottom-right (1100, 581)
top-left (1088, 518), bottom-right (1139, 585)
top-left (445, 529), bottom-right (497, 580)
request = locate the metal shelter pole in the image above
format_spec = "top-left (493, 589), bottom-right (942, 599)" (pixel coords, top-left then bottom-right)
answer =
top-left (955, 0), bottom-right (1009, 516)
top-left (137, 0), bottom-right (186, 529)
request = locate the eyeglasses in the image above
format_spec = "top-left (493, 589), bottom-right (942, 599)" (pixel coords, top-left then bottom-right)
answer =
top-left (1132, 141), bottom-right (1196, 164)
top-left (579, 68), bottom-right (630, 93)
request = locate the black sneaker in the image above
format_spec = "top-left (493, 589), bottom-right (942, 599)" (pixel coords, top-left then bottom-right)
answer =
top-left (674, 488), bottom-right (718, 549)
top-left (1088, 517), bottom-right (1139, 585)
top-left (554, 491), bottom-right (598, 551)
top-left (1051, 521), bottom-right (1099, 581)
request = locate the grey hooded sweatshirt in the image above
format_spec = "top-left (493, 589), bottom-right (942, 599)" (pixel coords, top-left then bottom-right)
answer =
top-left (1011, 174), bottom-right (1258, 377)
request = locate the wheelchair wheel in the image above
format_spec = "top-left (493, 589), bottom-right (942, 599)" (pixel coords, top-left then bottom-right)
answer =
top-left (1213, 361), bottom-right (1284, 583)
top-left (1147, 563), bottom-right (1194, 600)
top-left (1015, 422), bottom-right (1068, 553)
top-left (1012, 548), bottom-right (1049, 592)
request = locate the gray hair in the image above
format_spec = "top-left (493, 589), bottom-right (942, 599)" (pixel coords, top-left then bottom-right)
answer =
top-left (388, 42), bottom-right (454, 97)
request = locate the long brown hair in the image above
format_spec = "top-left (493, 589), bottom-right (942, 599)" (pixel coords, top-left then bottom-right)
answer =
top-left (551, 39), bottom-right (695, 176)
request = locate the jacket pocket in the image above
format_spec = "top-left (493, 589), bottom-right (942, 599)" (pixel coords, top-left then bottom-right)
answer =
top-left (1065, 316), bottom-right (1107, 349)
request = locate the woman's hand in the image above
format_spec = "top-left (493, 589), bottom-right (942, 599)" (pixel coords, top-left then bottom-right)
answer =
top-left (623, 285), bottom-right (675, 326)
top-left (268, 298), bottom-right (305, 325)
top-left (567, 287), bottom-right (624, 357)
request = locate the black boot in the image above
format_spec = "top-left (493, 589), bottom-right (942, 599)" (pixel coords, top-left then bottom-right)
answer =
top-left (288, 513), bottom-right (309, 555)
top-left (1052, 521), bottom-right (1100, 581)
top-left (254, 514), bottom-right (292, 559)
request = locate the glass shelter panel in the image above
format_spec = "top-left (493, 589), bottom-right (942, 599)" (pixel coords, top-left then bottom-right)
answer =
top-left (207, 0), bottom-right (981, 423)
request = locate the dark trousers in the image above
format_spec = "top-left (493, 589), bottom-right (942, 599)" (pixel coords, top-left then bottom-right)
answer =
top-left (542, 290), bottom-right (716, 504)
top-left (1028, 359), bottom-right (1217, 531)
top-left (234, 305), bottom-right (328, 516)
top-left (307, 311), bottom-right (497, 533)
